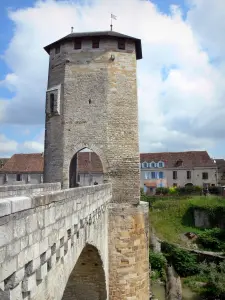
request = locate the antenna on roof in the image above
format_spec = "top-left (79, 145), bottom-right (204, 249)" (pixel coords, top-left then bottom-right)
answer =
top-left (110, 13), bottom-right (117, 31)
top-left (71, 26), bottom-right (74, 33)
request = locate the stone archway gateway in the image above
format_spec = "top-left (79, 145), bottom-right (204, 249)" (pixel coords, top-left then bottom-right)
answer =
top-left (69, 148), bottom-right (104, 188)
top-left (62, 244), bottom-right (107, 300)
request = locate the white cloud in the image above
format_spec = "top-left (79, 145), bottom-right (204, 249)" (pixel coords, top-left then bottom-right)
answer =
top-left (0, 0), bottom-right (225, 156)
top-left (0, 129), bottom-right (44, 157)
top-left (20, 141), bottom-right (44, 153)
top-left (0, 134), bottom-right (18, 156)
top-left (18, 129), bottom-right (45, 153)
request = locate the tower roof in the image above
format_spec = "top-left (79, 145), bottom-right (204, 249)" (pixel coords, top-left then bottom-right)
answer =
top-left (44, 30), bottom-right (142, 60)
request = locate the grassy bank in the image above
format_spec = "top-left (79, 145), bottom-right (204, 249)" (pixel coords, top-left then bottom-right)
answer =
top-left (149, 195), bottom-right (225, 247)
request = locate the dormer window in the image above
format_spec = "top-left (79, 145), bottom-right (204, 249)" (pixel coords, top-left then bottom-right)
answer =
top-left (142, 162), bottom-right (148, 168)
top-left (151, 162), bottom-right (156, 168)
top-left (158, 161), bottom-right (164, 168)
top-left (50, 93), bottom-right (55, 113)
top-left (118, 39), bottom-right (125, 50)
top-left (175, 159), bottom-right (183, 167)
top-left (55, 45), bottom-right (60, 54)
top-left (92, 38), bottom-right (100, 49)
top-left (74, 39), bottom-right (82, 50)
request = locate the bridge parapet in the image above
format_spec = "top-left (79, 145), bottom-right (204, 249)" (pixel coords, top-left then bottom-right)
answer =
top-left (0, 183), bottom-right (112, 299)
top-left (0, 182), bottom-right (61, 199)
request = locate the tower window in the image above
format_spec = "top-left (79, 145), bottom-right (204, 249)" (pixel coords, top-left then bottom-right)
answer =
top-left (55, 45), bottom-right (60, 54)
top-left (92, 38), bottom-right (100, 49)
top-left (50, 93), bottom-right (55, 113)
top-left (118, 39), bottom-right (125, 50)
top-left (74, 39), bottom-right (82, 49)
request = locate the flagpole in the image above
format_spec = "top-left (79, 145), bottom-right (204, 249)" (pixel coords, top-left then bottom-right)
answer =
top-left (110, 14), bottom-right (113, 31)
top-left (110, 13), bottom-right (117, 31)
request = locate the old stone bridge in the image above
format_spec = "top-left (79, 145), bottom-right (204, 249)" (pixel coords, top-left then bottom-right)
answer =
top-left (0, 183), bottom-right (149, 300)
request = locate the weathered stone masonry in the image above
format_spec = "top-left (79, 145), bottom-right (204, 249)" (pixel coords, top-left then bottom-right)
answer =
top-left (0, 184), bottom-right (111, 300)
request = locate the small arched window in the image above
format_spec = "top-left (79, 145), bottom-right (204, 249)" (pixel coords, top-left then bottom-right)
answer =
top-left (74, 39), bottom-right (82, 50)
top-left (55, 45), bottom-right (60, 54)
top-left (50, 93), bottom-right (54, 113)
top-left (118, 39), bottom-right (125, 50)
top-left (92, 38), bottom-right (100, 49)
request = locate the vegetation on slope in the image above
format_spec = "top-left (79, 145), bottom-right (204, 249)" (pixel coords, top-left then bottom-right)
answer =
top-left (146, 194), bottom-right (225, 247)
top-left (144, 192), bottom-right (225, 298)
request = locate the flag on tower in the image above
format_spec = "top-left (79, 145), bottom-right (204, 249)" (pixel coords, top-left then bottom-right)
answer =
top-left (111, 14), bottom-right (117, 20)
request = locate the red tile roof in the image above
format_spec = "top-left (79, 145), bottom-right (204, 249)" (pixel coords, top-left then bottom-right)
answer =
top-left (0, 152), bottom-right (104, 174)
top-left (0, 153), bottom-right (44, 173)
top-left (140, 151), bottom-right (215, 168)
top-left (0, 151), bottom-right (216, 174)
top-left (77, 152), bottom-right (103, 173)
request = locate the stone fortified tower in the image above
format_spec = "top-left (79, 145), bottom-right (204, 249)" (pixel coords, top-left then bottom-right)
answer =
top-left (44, 30), bottom-right (149, 299)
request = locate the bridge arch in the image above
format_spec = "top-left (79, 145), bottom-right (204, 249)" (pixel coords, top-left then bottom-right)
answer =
top-left (69, 142), bottom-right (109, 188)
top-left (62, 244), bottom-right (107, 300)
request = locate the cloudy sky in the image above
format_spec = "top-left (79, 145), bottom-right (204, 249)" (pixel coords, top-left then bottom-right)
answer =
top-left (0, 0), bottom-right (224, 158)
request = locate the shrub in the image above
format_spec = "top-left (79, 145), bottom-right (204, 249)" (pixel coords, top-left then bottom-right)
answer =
top-left (177, 185), bottom-right (202, 195)
top-left (149, 251), bottom-right (166, 272)
top-left (197, 228), bottom-right (225, 252)
top-left (168, 187), bottom-right (178, 195)
top-left (208, 186), bottom-right (221, 195)
top-left (155, 187), bottom-right (169, 195)
top-left (149, 251), bottom-right (167, 280)
top-left (161, 242), bottom-right (199, 277)
top-left (199, 261), bottom-right (225, 298)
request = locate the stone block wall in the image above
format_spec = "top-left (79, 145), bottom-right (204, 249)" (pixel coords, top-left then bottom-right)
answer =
top-left (108, 202), bottom-right (150, 300)
top-left (194, 208), bottom-right (225, 229)
top-left (0, 184), bottom-right (111, 300)
top-left (0, 182), bottom-right (61, 199)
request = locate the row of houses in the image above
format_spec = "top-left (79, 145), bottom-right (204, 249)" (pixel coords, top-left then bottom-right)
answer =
top-left (0, 152), bottom-right (103, 186)
top-left (1, 151), bottom-right (225, 193)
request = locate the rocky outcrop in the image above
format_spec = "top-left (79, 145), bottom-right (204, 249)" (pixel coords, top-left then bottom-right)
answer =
top-left (166, 265), bottom-right (182, 300)
top-left (150, 228), bottom-right (161, 252)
